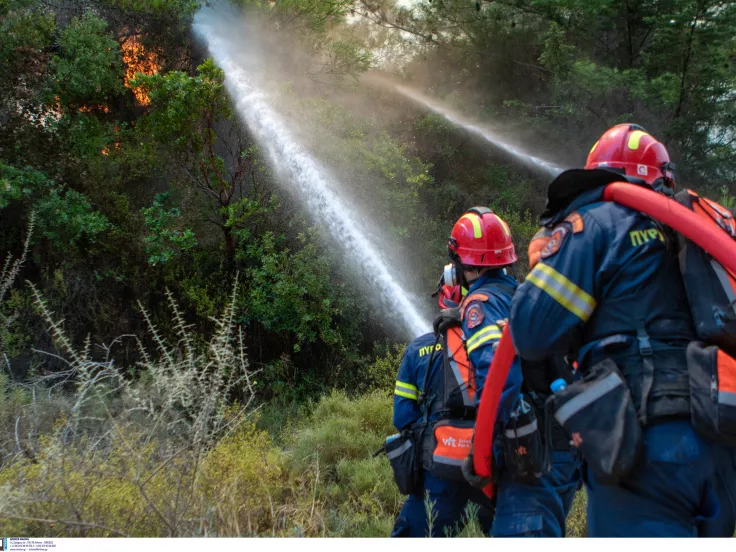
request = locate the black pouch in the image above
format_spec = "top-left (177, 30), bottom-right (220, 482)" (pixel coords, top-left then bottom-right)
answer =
top-left (687, 341), bottom-right (736, 445)
top-left (551, 359), bottom-right (642, 485)
top-left (385, 430), bottom-right (420, 495)
top-left (502, 397), bottom-right (547, 483)
top-left (675, 190), bottom-right (736, 357)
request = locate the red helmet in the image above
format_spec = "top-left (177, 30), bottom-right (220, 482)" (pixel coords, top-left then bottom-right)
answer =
top-left (586, 124), bottom-right (676, 187)
top-left (448, 207), bottom-right (517, 267)
top-left (437, 284), bottom-right (462, 309)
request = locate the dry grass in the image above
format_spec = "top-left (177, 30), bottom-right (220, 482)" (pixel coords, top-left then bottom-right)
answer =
top-left (0, 276), bottom-right (263, 536)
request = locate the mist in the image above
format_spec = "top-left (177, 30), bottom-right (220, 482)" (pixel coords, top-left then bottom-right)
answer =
top-left (363, 74), bottom-right (568, 178)
top-left (193, 6), bottom-right (433, 338)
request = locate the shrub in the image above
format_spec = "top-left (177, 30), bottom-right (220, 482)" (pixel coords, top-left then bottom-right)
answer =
top-left (359, 340), bottom-right (405, 394)
top-left (288, 391), bottom-right (393, 474)
top-left (285, 390), bottom-right (401, 536)
top-left (198, 421), bottom-right (284, 535)
top-left (0, 277), bottom-right (261, 537)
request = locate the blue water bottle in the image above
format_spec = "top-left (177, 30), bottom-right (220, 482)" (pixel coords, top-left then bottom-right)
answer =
top-left (550, 378), bottom-right (568, 394)
top-left (550, 378), bottom-right (575, 447)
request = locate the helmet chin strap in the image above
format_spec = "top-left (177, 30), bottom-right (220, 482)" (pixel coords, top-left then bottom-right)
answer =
top-left (456, 258), bottom-right (481, 290)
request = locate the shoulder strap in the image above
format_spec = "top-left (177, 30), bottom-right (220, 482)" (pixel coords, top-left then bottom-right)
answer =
top-left (676, 189), bottom-right (736, 239)
top-left (419, 333), bottom-right (443, 413)
top-left (445, 326), bottom-right (476, 409)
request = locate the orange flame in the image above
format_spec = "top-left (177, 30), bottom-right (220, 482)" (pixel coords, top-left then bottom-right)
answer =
top-left (121, 35), bottom-right (160, 106)
top-left (101, 142), bottom-right (120, 156)
top-left (78, 104), bottom-right (110, 113)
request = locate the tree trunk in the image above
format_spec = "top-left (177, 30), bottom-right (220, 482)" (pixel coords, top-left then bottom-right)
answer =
top-left (223, 224), bottom-right (235, 267)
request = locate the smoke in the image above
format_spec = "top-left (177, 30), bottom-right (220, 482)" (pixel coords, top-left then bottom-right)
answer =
top-left (364, 74), bottom-right (568, 178)
top-left (193, 7), bottom-right (432, 338)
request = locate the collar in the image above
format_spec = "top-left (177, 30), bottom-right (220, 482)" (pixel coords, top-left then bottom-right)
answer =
top-left (467, 269), bottom-right (517, 294)
top-left (540, 168), bottom-right (652, 226)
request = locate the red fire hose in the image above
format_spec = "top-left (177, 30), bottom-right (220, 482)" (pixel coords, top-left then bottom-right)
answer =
top-left (603, 182), bottom-right (736, 275)
top-left (472, 324), bottom-right (515, 498)
top-left (472, 182), bottom-right (736, 498)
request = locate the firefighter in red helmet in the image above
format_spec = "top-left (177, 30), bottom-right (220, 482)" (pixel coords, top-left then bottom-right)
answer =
top-left (438, 208), bottom-right (520, 418)
top-left (510, 123), bottom-right (736, 537)
top-left (439, 207), bottom-right (581, 537)
top-left (390, 274), bottom-right (494, 537)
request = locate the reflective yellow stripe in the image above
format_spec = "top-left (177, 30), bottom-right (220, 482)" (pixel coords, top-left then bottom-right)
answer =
top-left (465, 324), bottom-right (500, 351)
top-left (395, 380), bottom-right (418, 393)
top-left (395, 389), bottom-right (418, 400)
top-left (460, 214), bottom-right (483, 238)
top-left (527, 263), bottom-right (596, 321)
top-left (627, 130), bottom-right (648, 150)
top-left (395, 381), bottom-right (419, 400)
top-left (589, 140), bottom-right (599, 155)
top-left (495, 215), bottom-right (511, 237)
top-left (466, 331), bottom-right (502, 354)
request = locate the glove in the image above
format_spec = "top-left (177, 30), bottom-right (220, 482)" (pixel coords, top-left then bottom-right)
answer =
top-left (462, 449), bottom-right (493, 489)
top-left (433, 307), bottom-right (461, 335)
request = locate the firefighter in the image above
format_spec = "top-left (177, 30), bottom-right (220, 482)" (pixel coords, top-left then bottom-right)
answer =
top-left (444, 207), bottom-right (581, 537)
top-left (509, 123), bottom-right (736, 537)
top-left (391, 282), bottom-right (495, 538)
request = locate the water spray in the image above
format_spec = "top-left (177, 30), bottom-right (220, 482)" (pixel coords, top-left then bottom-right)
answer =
top-left (368, 76), bottom-right (567, 178)
top-left (193, 12), bottom-right (431, 338)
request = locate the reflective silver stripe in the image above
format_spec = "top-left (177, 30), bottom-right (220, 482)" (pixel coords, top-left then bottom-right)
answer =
top-left (711, 260), bottom-right (736, 316)
top-left (432, 455), bottom-right (465, 466)
top-left (449, 359), bottom-right (473, 407)
top-left (387, 440), bottom-right (412, 460)
top-left (554, 373), bottom-right (624, 425)
top-left (718, 390), bottom-right (736, 408)
top-left (527, 263), bottom-right (596, 321)
top-left (708, 199), bottom-right (732, 219)
top-left (504, 419), bottom-right (538, 439)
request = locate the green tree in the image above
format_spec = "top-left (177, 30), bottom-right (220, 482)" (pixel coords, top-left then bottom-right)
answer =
top-left (242, 230), bottom-right (362, 353)
top-left (134, 60), bottom-right (270, 264)
top-left (0, 163), bottom-right (109, 249)
top-left (49, 13), bottom-right (125, 109)
top-left (141, 192), bottom-right (197, 265)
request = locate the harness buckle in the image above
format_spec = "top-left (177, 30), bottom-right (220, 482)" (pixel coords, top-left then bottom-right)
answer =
top-left (418, 392), bottom-right (427, 406)
top-left (636, 328), bottom-right (653, 357)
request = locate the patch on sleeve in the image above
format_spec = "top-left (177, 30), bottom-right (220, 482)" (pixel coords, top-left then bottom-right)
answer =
top-left (528, 228), bottom-right (552, 269)
top-left (466, 304), bottom-right (484, 329)
top-left (564, 212), bottom-right (584, 234)
top-left (539, 224), bottom-right (570, 259)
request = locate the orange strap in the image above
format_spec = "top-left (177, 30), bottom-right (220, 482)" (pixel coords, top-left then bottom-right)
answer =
top-left (688, 189), bottom-right (736, 239)
top-left (718, 349), bottom-right (736, 395)
top-left (447, 327), bottom-right (475, 404)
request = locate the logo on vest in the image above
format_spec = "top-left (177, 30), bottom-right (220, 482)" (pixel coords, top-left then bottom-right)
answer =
top-left (441, 436), bottom-right (472, 448)
top-left (466, 305), bottom-right (484, 329)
